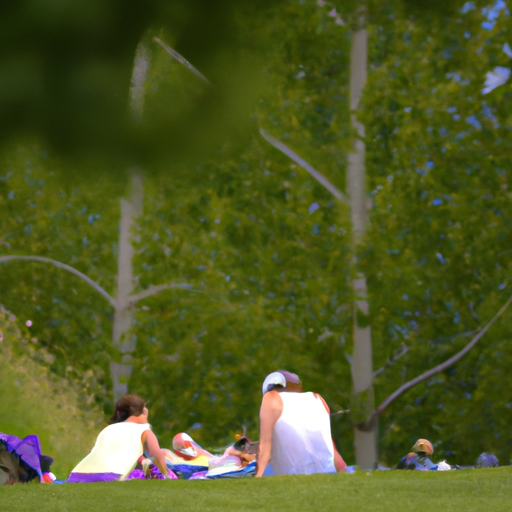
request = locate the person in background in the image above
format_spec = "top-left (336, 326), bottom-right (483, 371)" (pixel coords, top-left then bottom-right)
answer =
top-left (68, 394), bottom-right (172, 482)
top-left (476, 452), bottom-right (499, 468)
top-left (255, 370), bottom-right (346, 477)
top-left (396, 438), bottom-right (436, 470)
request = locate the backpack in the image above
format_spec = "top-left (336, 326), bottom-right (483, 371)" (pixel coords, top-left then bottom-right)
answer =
top-left (0, 440), bottom-right (39, 484)
top-left (0, 433), bottom-right (51, 484)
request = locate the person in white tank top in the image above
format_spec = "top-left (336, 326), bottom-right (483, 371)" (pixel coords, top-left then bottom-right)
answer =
top-left (255, 371), bottom-right (346, 477)
top-left (68, 394), bottom-right (172, 482)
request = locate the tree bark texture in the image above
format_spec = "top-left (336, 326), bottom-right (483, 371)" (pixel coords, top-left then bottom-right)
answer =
top-left (111, 171), bottom-right (144, 400)
top-left (347, 24), bottom-right (377, 469)
top-left (110, 42), bottom-right (148, 400)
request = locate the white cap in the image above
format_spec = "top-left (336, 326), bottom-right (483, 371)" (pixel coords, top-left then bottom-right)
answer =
top-left (262, 372), bottom-right (286, 395)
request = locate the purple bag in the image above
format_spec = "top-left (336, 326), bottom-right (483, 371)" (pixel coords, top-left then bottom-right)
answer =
top-left (0, 432), bottom-right (52, 484)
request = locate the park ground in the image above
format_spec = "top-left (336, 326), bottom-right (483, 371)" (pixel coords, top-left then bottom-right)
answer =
top-left (1, 467), bottom-right (511, 512)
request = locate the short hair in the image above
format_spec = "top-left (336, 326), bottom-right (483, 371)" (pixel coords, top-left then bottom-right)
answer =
top-left (110, 394), bottom-right (146, 424)
top-left (266, 383), bottom-right (285, 393)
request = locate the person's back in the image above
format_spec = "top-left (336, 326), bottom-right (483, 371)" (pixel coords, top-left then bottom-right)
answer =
top-left (271, 392), bottom-right (335, 475)
top-left (255, 371), bottom-right (345, 477)
top-left (70, 422), bottom-right (149, 480)
top-left (68, 394), bottom-right (172, 482)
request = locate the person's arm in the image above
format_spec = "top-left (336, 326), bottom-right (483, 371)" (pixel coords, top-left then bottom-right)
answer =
top-left (142, 430), bottom-right (170, 479)
top-left (315, 393), bottom-right (347, 472)
top-left (255, 390), bottom-right (283, 477)
top-left (333, 441), bottom-right (347, 472)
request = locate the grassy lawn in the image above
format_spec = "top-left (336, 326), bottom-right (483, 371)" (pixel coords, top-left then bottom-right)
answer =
top-left (1, 467), bottom-right (511, 512)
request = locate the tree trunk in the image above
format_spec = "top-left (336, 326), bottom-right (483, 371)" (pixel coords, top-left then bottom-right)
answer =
top-left (347, 21), bottom-right (377, 469)
top-left (110, 42), bottom-right (148, 400)
top-left (111, 171), bottom-right (144, 399)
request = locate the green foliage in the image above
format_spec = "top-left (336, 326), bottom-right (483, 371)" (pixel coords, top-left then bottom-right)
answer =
top-left (0, 144), bottom-right (119, 401)
top-left (359, 2), bottom-right (512, 465)
top-left (256, 0), bottom-right (351, 190)
top-left (0, 0), bottom-right (357, 455)
top-left (2, 0), bottom-right (512, 470)
top-left (129, 139), bottom-right (353, 449)
top-left (0, 306), bottom-right (104, 476)
top-left (0, 1), bottom-right (290, 169)
top-left (0, 61), bottom-right (356, 455)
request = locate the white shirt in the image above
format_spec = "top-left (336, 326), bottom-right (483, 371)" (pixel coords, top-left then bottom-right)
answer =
top-left (271, 392), bottom-right (336, 475)
top-left (71, 422), bottom-right (150, 479)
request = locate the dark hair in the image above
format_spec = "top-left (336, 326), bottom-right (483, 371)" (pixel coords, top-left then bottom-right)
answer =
top-left (266, 384), bottom-right (284, 393)
top-left (110, 394), bottom-right (146, 424)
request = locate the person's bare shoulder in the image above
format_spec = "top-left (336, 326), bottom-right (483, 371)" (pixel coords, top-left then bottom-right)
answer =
top-left (260, 390), bottom-right (284, 414)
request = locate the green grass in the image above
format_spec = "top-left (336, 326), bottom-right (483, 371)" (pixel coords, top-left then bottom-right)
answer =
top-left (0, 352), bottom-right (105, 476)
top-left (1, 467), bottom-right (511, 512)
top-left (0, 309), bottom-right (104, 476)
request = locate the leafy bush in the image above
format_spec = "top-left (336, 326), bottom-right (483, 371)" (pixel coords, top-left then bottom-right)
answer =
top-left (0, 306), bottom-right (104, 477)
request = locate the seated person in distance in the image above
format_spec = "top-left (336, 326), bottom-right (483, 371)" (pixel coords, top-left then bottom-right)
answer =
top-left (396, 438), bottom-right (437, 470)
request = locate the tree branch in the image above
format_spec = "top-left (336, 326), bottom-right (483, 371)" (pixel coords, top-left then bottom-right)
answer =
top-left (374, 330), bottom-right (477, 379)
top-left (469, 302), bottom-right (479, 322)
top-left (426, 329), bottom-right (477, 345)
top-left (362, 293), bottom-right (512, 430)
top-left (127, 283), bottom-right (194, 305)
top-left (331, 409), bottom-right (351, 416)
top-left (373, 343), bottom-right (409, 378)
top-left (259, 128), bottom-right (349, 205)
top-left (0, 255), bottom-right (116, 308)
top-left (153, 37), bottom-right (210, 85)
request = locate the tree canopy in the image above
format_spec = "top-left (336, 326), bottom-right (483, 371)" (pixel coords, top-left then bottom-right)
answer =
top-left (1, 0), bottom-right (511, 467)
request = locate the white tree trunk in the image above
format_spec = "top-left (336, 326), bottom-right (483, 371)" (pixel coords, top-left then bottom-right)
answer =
top-left (347, 23), bottom-right (377, 469)
top-left (111, 171), bottom-right (144, 399)
top-left (110, 42), bottom-right (148, 400)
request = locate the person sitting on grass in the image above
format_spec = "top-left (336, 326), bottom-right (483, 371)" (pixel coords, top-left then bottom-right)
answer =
top-left (396, 438), bottom-right (436, 470)
top-left (68, 394), bottom-right (173, 482)
top-left (255, 370), bottom-right (346, 477)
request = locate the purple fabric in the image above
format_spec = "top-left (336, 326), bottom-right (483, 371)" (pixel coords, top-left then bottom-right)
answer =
top-left (67, 472), bottom-right (121, 483)
top-left (188, 471), bottom-right (208, 480)
top-left (0, 432), bottom-right (43, 479)
top-left (125, 469), bottom-right (145, 480)
top-left (70, 466), bottom-right (179, 483)
top-left (126, 466), bottom-right (178, 480)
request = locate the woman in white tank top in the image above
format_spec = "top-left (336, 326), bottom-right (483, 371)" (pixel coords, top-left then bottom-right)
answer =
top-left (68, 394), bottom-right (171, 482)
top-left (256, 371), bottom-right (346, 477)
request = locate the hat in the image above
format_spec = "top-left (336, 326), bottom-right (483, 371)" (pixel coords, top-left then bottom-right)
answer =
top-left (262, 372), bottom-right (286, 395)
top-left (261, 370), bottom-right (303, 395)
top-left (412, 439), bottom-right (434, 456)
